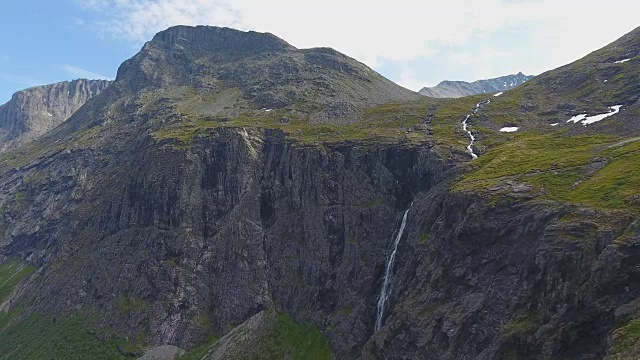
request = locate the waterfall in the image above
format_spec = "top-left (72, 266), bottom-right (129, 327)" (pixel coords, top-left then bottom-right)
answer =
top-left (461, 100), bottom-right (490, 160)
top-left (375, 204), bottom-right (412, 331)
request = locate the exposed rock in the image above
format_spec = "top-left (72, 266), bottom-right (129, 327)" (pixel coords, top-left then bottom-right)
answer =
top-left (202, 310), bottom-right (276, 360)
top-left (0, 79), bottom-right (111, 151)
top-left (138, 345), bottom-right (185, 360)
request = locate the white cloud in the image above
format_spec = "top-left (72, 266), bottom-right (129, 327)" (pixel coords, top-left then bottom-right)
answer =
top-left (62, 65), bottom-right (113, 80)
top-left (396, 67), bottom-right (426, 92)
top-left (78, 0), bottom-right (532, 65)
top-left (77, 0), bottom-right (640, 87)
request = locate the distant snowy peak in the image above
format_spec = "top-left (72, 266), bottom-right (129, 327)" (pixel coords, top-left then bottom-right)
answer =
top-left (419, 72), bottom-right (534, 98)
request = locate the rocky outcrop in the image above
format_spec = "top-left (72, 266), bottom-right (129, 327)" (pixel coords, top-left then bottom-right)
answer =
top-left (419, 72), bottom-right (534, 98)
top-left (0, 79), bottom-right (111, 151)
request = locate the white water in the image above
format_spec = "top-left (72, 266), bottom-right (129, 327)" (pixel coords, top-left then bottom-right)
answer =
top-left (375, 204), bottom-right (412, 331)
top-left (461, 101), bottom-right (489, 160)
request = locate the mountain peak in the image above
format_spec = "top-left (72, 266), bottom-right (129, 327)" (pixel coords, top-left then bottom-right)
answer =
top-left (110, 25), bottom-right (419, 124)
top-left (150, 25), bottom-right (295, 55)
top-left (115, 26), bottom-right (298, 93)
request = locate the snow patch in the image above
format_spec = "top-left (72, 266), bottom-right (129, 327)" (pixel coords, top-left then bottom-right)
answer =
top-left (567, 106), bottom-right (623, 126)
top-left (47, 112), bottom-right (53, 117)
top-left (551, 123), bottom-right (559, 126)
top-left (581, 105), bottom-right (623, 125)
top-left (567, 114), bottom-right (587, 124)
top-left (499, 127), bottom-right (519, 133)
top-left (262, 108), bottom-right (272, 112)
top-left (494, 92), bottom-right (504, 97)
top-left (614, 58), bottom-right (631, 64)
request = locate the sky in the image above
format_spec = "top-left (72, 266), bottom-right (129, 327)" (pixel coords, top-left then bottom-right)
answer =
top-left (0, 0), bottom-right (638, 103)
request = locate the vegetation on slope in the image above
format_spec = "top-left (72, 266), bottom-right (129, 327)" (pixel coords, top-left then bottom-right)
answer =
top-left (0, 314), bottom-right (129, 360)
top-left (0, 258), bottom-right (35, 304)
top-left (255, 313), bottom-right (333, 360)
top-left (0, 258), bottom-right (132, 360)
top-left (455, 131), bottom-right (640, 211)
top-left (609, 317), bottom-right (640, 359)
top-left (179, 312), bottom-right (332, 360)
top-left (154, 96), bottom-right (433, 145)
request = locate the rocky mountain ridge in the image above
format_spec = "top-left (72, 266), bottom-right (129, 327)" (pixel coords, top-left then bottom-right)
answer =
top-left (0, 79), bottom-right (111, 151)
top-left (419, 72), bottom-right (534, 98)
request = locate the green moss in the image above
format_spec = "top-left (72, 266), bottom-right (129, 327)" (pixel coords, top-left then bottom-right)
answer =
top-left (117, 295), bottom-right (150, 313)
top-left (180, 312), bottom-right (332, 360)
top-left (0, 258), bottom-right (36, 304)
top-left (614, 230), bottom-right (637, 245)
top-left (0, 315), bottom-right (130, 360)
top-left (256, 313), bottom-right (333, 360)
top-left (179, 334), bottom-right (219, 360)
top-left (453, 132), bottom-right (640, 211)
top-left (167, 258), bottom-right (179, 267)
top-left (154, 99), bottom-right (431, 146)
top-left (418, 233), bottom-right (432, 244)
top-left (500, 312), bottom-right (539, 339)
top-left (609, 317), bottom-right (640, 359)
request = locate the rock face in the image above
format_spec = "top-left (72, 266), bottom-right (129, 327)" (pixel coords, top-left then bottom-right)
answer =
top-left (0, 79), bottom-right (111, 151)
top-left (419, 72), bottom-right (534, 98)
top-left (0, 25), bottom-right (640, 360)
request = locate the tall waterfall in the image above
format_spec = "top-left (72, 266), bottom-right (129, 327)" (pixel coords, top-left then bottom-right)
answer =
top-left (375, 204), bottom-right (412, 331)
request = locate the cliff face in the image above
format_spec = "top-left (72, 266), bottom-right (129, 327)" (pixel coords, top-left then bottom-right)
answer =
top-left (0, 124), bottom-right (446, 358)
top-left (419, 72), bottom-right (534, 98)
top-left (0, 79), bottom-right (111, 151)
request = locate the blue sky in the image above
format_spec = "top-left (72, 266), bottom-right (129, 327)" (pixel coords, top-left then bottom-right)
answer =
top-left (1, 0), bottom-right (638, 103)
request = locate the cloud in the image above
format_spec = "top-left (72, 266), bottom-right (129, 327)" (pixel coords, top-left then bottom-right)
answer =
top-left (62, 65), bottom-right (113, 80)
top-left (77, 0), bottom-right (640, 87)
top-left (396, 67), bottom-right (426, 92)
top-left (77, 0), bottom-right (532, 66)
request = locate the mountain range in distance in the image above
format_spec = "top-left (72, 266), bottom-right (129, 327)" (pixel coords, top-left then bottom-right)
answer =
top-left (419, 72), bottom-right (534, 98)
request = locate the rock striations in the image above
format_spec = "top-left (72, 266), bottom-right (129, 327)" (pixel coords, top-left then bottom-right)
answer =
top-left (0, 79), bottom-right (111, 151)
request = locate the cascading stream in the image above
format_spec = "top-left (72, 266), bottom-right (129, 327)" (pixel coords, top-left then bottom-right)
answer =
top-left (375, 203), bottom-right (412, 331)
top-left (462, 100), bottom-right (491, 160)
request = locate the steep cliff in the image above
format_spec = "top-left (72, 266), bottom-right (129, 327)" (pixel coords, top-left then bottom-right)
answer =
top-left (419, 72), bottom-right (534, 98)
top-left (0, 25), bottom-right (640, 360)
top-left (0, 79), bottom-right (111, 151)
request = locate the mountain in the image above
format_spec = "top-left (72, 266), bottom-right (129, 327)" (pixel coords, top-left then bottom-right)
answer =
top-left (0, 79), bottom-right (111, 152)
top-left (419, 72), bottom-right (534, 98)
top-left (1, 25), bottom-right (640, 360)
